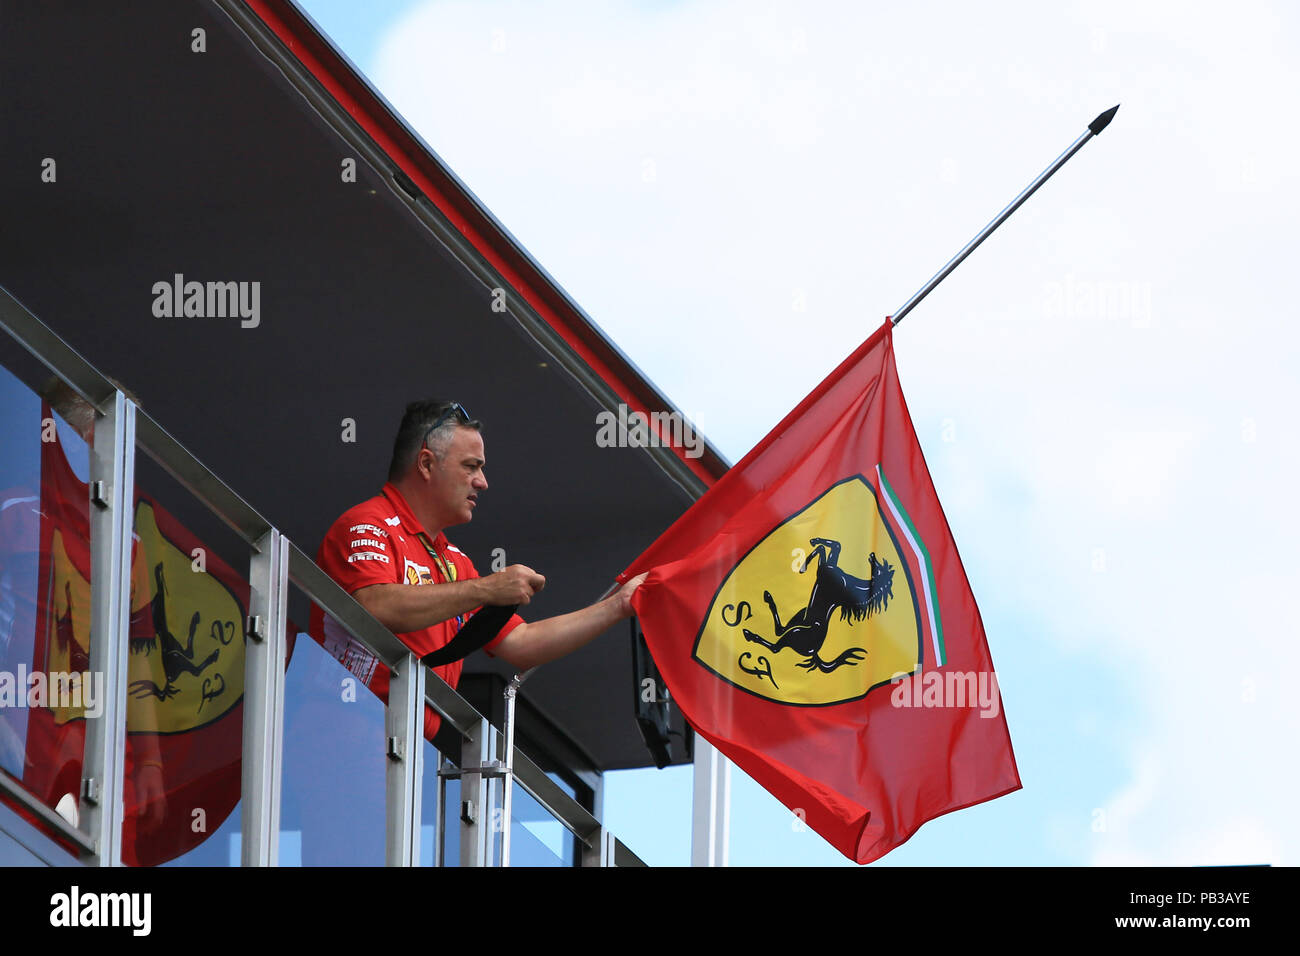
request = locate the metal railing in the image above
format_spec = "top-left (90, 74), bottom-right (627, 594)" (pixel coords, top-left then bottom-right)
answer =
top-left (0, 282), bottom-right (644, 867)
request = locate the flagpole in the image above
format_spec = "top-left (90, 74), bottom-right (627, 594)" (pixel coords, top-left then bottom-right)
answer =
top-left (890, 105), bottom-right (1118, 327)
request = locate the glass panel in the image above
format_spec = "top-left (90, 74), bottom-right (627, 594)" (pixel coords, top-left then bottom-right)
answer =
top-left (160, 801), bottom-right (242, 867)
top-left (279, 581), bottom-right (386, 865)
top-left (417, 732), bottom-right (579, 866)
top-left (0, 356), bottom-right (93, 845)
top-left (507, 780), bottom-right (572, 867)
top-left (122, 448), bottom-right (251, 867)
top-left (442, 771), bottom-right (462, 866)
top-left (419, 740), bottom-right (454, 867)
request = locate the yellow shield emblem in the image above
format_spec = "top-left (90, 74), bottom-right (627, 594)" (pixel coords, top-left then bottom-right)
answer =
top-left (43, 502), bottom-right (245, 729)
top-left (693, 475), bottom-right (923, 706)
top-left (125, 502), bottom-right (245, 732)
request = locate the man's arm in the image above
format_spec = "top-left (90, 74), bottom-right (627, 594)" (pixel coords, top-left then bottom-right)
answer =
top-left (352, 564), bottom-right (546, 635)
top-left (489, 573), bottom-right (648, 672)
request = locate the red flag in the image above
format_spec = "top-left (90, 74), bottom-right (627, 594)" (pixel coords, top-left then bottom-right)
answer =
top-left (16, 412), bottom-right (254, 865)
top-left (621, 320), bottom-right (1020, 863)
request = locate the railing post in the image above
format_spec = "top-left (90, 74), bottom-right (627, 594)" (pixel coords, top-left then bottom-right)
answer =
top-left (82, 392), bottom-right (135, 866)
top-left (434, 756), bottom-right (448, 867)
top-left (242, 529), bottom-right (289, 865)
top-left (385, 652), bottom-right (424, 866)
top-left (580, 827), bottom-right (616, 867)
top-left (499, 673), bottom-right (525, 867)
top-left (459, 717), bottom-right (492, 866)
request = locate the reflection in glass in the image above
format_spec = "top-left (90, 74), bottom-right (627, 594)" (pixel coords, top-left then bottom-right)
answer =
top-left (0, 367), bottom-right (93, 843)
top-left (124, 450), bottom-right (252, 867)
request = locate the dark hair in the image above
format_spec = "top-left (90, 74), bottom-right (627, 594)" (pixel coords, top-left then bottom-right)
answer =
top-left (387, 400), bottom-right (482, 481)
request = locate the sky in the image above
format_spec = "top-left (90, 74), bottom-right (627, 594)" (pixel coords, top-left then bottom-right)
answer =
top-left (295, 0), bottom-right (1299, 866)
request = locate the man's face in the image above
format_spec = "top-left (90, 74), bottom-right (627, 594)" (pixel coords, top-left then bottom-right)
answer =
top-left (422, 426), bottom-right (488, 529)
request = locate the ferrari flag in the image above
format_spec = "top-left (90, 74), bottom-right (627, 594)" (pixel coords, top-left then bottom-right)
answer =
top-left (620, 319), bottom-right (1021, 863)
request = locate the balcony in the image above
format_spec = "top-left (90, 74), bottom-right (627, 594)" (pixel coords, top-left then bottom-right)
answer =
top-left (0, 284), bottom-right (646, 866)
top-left (0, 1), bottom-right (723, 867)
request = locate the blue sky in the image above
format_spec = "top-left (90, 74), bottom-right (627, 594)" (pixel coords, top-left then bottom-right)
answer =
top-left (294, 0), bottom-right (1298, 866)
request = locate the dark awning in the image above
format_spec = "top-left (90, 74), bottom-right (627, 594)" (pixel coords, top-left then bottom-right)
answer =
top-left (0, 0), bottom-right (727, 771)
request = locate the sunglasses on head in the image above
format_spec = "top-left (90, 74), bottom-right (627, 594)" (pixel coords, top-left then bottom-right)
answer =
top-left (421, 402), bottom-right (471, 449)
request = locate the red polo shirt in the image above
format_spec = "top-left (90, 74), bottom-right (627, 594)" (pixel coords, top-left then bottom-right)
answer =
top-left (310, 483), bottom-right (524, 739)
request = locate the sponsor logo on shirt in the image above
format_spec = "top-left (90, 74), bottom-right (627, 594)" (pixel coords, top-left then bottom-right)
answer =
top-left (384, 516), bottom-right (401, 527)
top-left (348, 523), bottom-right (389, 538)
top-left (403, 558), bottom-right (434, 585)
top-left (349, 538), bottom-right (386, 550)
top-left (348, 552), bottom-right (390, 564)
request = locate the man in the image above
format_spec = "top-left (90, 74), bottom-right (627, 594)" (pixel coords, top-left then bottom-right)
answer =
top-left (313, 400), bottom-right (647, 739)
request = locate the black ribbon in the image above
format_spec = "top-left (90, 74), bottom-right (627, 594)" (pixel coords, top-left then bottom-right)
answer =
top-left (419, 603), bottom-right (519, 667)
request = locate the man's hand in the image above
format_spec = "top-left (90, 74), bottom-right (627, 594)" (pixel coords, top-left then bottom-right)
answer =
top-left (613, 572), bottom-right (648, 619)
top-left (479, 564), bottom-right (546, 606)
top-left (134, 764), bottom-right (166, 830)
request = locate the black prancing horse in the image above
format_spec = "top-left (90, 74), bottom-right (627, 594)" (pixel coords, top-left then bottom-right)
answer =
top-left (128, 563), bottom-right (220, 701)
top-left (742, 537), bottom-right (894, 673)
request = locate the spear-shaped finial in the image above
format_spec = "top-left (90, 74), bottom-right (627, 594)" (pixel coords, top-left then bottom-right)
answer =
top-left (1089, 104), bottom-right (1120, 136)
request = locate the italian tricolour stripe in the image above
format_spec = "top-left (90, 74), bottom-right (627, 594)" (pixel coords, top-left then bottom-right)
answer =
top-left (876, 463), bottom-right (945, 668)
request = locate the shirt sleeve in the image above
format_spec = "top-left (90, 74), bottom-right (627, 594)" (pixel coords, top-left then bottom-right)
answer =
top-left (484, 612), bottom-right (525, 655)
top-left (315, 510), bottom-right (398, 594)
